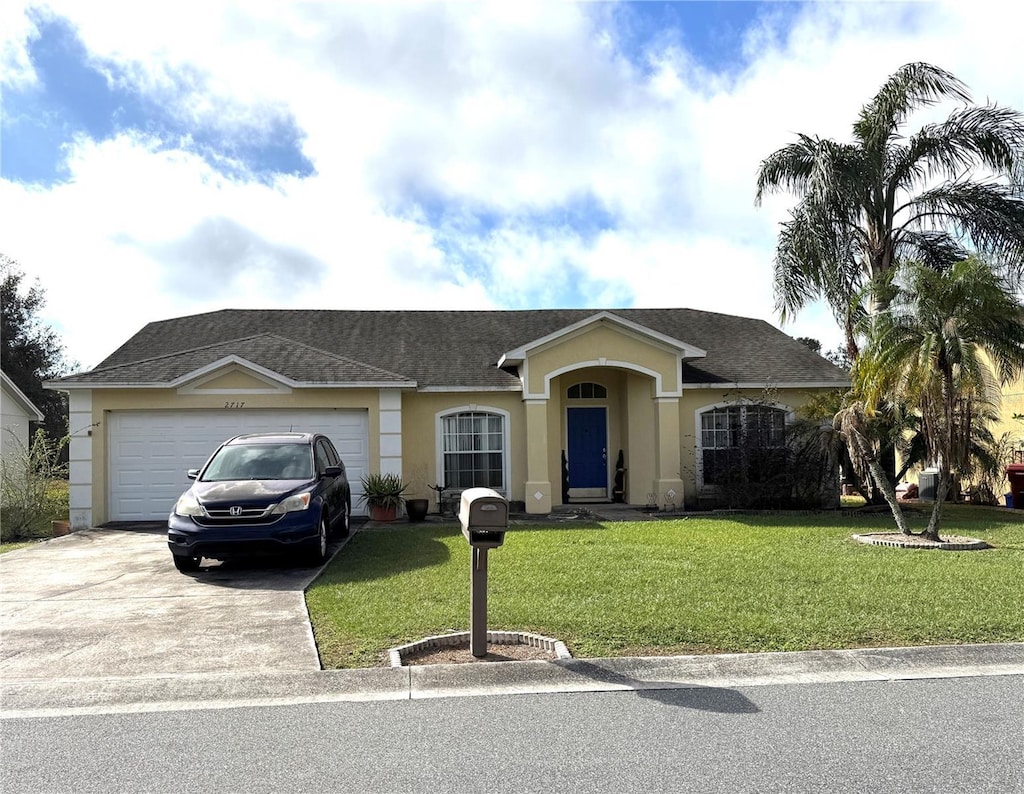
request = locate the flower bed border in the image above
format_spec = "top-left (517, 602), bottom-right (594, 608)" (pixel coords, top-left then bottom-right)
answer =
top-left (389, 630), bottom-right (572, 667)
top-left (852, 532), bottom-right (990, 551)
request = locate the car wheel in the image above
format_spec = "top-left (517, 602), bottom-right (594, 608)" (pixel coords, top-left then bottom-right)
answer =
top-left (303, 515), bottom-right (329, 567)
top-left (172, 553), bottom-right (201, 573)
top-left (336, 500), bottom-right (350, 538)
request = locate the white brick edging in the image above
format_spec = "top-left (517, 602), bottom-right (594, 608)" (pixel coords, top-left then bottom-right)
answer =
top-left (852, 532), bottom-right (990, 552)
top-left (389, 631), bottom-right (572, 667)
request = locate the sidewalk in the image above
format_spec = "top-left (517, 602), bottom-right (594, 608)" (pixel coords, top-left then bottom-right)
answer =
top-left (3, 523), bottom-right (1023, 719)
top-left (4, 642), bottom-right (1023, 718)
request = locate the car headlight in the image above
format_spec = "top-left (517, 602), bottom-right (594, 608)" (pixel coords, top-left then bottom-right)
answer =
top-left (270, 492), bottom-right (312, 514)
top-left (175, 493), bottom-right (207, 517)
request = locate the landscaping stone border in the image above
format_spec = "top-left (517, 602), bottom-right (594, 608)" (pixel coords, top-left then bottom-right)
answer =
top-left (389, 631), bottom-right (572, 667)
top-left (852, 532), bottom-right (990, 551)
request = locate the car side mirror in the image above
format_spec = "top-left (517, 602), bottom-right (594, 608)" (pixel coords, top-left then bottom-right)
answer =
top-left (186, 469), bottom-right (200, 480)
top-left (323, 465), bottom-right (343, 478)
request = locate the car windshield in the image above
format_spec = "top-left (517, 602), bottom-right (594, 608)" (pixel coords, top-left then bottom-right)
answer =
top-left (202, 443), bottom-right (313, 481)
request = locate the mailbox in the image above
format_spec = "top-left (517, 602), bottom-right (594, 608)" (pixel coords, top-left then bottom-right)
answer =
top-left (458, 487), bottom-right (511, 657)
top-left (459, 487), bottom-right (509, 548)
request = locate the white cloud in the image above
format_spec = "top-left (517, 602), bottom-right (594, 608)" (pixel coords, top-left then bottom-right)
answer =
top-left (2, 0), bottom-right (1020, 369)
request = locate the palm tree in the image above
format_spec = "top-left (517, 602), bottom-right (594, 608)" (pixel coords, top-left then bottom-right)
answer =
top-left (833, 400), bottom-right (912, 534)
top-left (854, 256), bottom-right (1024, 540)
top-left (756, 62), bottom-right (1024, 358)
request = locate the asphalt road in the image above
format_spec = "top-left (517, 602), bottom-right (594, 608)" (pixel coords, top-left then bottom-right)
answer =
top-left (4, 674), bottom-right (1022, 793)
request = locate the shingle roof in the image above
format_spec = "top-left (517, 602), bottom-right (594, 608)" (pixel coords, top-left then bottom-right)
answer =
top-left (69, 333), bottom-right (413, 386)
top-left (60, 308), bottom-right (848, 389)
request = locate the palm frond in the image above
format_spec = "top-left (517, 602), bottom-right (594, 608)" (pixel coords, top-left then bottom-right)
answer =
top-left (755, 134), bottom-right (820, 203)
top-left (890, 104), bottom-right (1024, 190)
top-left (756, 136), bottom-right (865, 207)
top-left (854, 62), bottom-right (971, 151)
top-left (903, 181), bottom-right (1024, 282)
top-left (894, 230), bottom-right (968, 271)
top-left (773, 202), bottom-right (863, 320)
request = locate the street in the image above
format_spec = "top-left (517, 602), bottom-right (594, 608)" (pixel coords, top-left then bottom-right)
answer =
top-left (4, 674), bottom-right (1022, 793)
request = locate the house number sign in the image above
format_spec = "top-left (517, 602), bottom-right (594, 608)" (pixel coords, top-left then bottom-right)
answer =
top-left (224, 401), bottom-right (246, 409)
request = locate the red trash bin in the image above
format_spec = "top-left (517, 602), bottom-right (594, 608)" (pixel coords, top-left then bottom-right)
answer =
top-left (1006, 463), bottom-right (1024, 510)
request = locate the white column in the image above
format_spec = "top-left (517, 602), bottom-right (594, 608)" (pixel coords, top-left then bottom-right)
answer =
top-left (68, 390), bottom-right (93, 529)
top-left (378, 390), bottom-right (403, 477)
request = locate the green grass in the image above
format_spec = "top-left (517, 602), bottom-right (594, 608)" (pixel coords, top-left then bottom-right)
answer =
top-left (0, 540), bottom-right (42, 554)
top-left (306, 504), bottom-right (1024, 668)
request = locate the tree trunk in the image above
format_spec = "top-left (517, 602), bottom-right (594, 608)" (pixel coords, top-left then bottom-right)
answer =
top-left (866, 457), bottom-right (912, 535)
top-left (866, 440), bottom-right (899, 506)
top-left (923, 471), bottom-right (947, 542)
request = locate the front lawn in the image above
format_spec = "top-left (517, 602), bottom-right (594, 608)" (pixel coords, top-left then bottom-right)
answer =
top-left (306, 505), bottom-right (1024, 669)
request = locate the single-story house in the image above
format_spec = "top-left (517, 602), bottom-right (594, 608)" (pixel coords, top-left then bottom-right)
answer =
top-left (1, 369), bottom-right (45, 474)
top-left (47, 308), bottom-right (850, 528)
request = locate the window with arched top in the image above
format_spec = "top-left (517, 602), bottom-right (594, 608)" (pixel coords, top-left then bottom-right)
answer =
top-left (567, 382), bottom-right (607, 399)
top-left (437, 409), bottom-right (508, 491)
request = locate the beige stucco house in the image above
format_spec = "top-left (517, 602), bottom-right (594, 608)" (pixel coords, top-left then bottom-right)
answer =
top-left (992, 373), bottom-right (1024, 493)
top-left (1, 369), bottom-right (45, 474)
top-left (47, 308), bottom-right (849, 529)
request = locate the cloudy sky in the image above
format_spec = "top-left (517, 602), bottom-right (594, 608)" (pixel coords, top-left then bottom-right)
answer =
top-left (2, 1), bottom-right (1020, 372)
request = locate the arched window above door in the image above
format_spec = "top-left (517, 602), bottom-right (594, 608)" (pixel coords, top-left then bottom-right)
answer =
top-left (567, 382), bottom-right (607, 399)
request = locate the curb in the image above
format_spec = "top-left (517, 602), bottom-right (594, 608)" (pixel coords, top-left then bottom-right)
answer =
top-left (3, 642), bottom-right (1022, 718)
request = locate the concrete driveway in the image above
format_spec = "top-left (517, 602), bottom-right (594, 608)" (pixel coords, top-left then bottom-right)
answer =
top-left (0, 528), bottom-right (333, 681)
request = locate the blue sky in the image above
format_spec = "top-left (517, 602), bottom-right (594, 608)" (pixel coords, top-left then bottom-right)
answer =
top-left (4, 4), bottom-right (798, 186)
top-left (1, 1), bottom-right (1019, 369)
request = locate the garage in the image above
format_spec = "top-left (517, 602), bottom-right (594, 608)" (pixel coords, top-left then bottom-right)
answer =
top-left (107, 409), bottom-right (369, 521)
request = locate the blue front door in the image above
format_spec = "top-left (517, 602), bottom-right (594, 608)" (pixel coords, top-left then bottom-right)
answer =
top-left (568, 407), bottom-right (607, 492)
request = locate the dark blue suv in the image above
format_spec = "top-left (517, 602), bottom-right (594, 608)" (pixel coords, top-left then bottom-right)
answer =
top-left (167, 432), bottom-right (351, 573)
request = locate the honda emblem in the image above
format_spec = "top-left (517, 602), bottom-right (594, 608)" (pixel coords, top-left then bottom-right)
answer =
top-left (229, 506), bottom-right (243, 517)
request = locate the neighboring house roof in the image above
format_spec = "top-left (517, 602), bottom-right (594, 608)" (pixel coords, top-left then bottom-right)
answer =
top-left (50, 308), bottom-right (849, 390)
top-left (1, 370), bottom-right (45, 420)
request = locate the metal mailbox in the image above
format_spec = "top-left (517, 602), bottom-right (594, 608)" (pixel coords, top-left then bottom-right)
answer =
top-left (459, 487), bottom-right (509, 548)
top-left (458, 487), bottom-right (511, 657)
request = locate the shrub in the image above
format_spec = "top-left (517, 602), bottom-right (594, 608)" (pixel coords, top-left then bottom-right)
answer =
top-left (1, 428), bottom-right (69, 541)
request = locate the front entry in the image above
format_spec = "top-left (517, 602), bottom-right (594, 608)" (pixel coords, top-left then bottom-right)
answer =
top-left (567, 407), bottom-right (608, 499)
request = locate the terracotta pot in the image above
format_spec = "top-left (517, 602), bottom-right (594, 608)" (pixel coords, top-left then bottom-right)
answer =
top-left (368, 504), bottom-right (398, 522)
top-left (406, 498), bottom-right (429, 522)
top-left (52, 520), bottom-right (72, 537)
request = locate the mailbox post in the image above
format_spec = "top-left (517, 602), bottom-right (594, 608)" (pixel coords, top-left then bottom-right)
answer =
top-left (459, 487), bottom-right (510, 658)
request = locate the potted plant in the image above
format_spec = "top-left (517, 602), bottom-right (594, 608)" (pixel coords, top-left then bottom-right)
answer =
top-left (359, 472), bottom-right (408, 522)
top-left (405, 497), bottom-right (429, 522)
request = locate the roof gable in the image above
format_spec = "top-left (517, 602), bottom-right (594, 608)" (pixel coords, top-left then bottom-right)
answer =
top-left (53, 334), bottom-right (415, 389)
top-left (499, 311), bottom-right (707, 366)
top-left (1, 370), bottom-right (45, 421)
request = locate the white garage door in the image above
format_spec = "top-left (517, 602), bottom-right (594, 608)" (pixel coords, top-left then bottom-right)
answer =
top-left (107, 409), bottom-right (369, 520)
